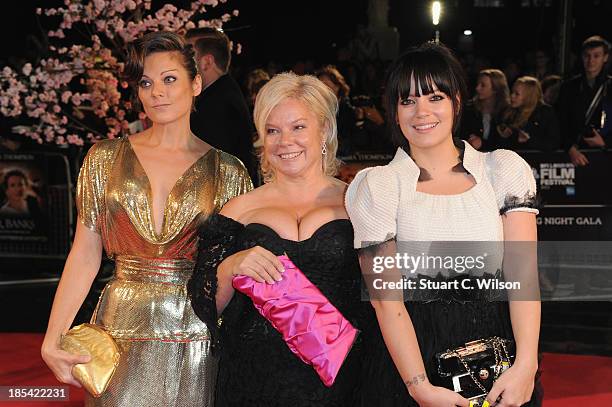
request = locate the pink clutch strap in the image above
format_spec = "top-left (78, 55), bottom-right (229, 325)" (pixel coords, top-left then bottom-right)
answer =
top-left (232, 254), bottom-right (358, 387)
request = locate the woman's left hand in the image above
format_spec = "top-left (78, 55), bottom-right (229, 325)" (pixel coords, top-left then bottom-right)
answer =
top-left (517, 130), bottom-right (529, 144)
top-left (485, 361), bottom-right (537, 407)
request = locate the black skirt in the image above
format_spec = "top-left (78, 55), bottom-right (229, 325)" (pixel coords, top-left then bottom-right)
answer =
top-left (361, 300), bottom-right (542, 407)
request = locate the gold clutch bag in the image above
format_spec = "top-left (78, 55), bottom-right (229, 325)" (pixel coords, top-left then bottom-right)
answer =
top-left (59, 323), bottom-right (120, 397)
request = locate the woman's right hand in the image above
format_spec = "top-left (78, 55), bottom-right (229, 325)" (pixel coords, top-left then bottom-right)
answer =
top-left (568, 145), bottom-right (589, 166)
top-left (498, 125), bottom-right (514, 139)
top-left (224, 246), bottom-right (285, 284)
top-left (41, 343), bottom-right (91, 387)
top-left (411, 382), bottom-right (470, 407)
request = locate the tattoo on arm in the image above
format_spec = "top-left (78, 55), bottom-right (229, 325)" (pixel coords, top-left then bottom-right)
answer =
top-left (404, 373), bottom-right (427, 387)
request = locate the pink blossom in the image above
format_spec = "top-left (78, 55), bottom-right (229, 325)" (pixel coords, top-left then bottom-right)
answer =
top-left (93, 0), bottom-right (105, 12)
top-left (67, 134), bottom-right (84, 146)
top-left (71, 94), bottom-right (82, 106)
top-left (1, 0), bottom-right (240, 145)
top-left (95, 20), bottom-right (106, 32)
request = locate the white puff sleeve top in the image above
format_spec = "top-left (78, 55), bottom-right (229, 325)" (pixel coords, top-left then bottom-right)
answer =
top-left (345, 141), bottom-right (538, 249)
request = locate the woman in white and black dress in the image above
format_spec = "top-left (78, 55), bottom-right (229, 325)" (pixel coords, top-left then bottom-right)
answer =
top-left (346, 43), bottom-right (541, 407)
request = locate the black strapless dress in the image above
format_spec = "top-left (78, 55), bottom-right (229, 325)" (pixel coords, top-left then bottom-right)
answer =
top-left (189, 214), bottom-right (376, 407)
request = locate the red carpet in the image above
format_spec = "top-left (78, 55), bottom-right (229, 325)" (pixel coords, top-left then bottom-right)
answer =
top-left (0, 333), bottom-right (610, 406)
top-left (0, 334), bottom-right (84, 406)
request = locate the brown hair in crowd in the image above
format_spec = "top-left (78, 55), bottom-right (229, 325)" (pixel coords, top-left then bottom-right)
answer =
top-left (474, 69), bottom-right (510, 117)
top-left (187, 27), bottom-right (232, 73)
top-left (315, 65), bottom-right (351, 98)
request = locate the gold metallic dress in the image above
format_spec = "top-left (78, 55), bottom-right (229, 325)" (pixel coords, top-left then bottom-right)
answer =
top-left (76, 137), bottom-right (252, 406)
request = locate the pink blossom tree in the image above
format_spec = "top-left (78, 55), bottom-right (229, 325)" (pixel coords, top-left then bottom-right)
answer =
top-left (0, 0), bottom-right (239, 145)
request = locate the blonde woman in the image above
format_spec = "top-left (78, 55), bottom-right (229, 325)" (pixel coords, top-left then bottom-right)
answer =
top-left (189, 72), bottom-right (372, 406)
top-left (498, 76), bottom-right (560, 151)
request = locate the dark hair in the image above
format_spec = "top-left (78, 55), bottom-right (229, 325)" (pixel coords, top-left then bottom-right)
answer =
top-left (245, 69), bottom-right (270, 95)
top-left (541, 75), bottom-right (561, 93)
top-left (189, 28), bottom-right (231, 73)
top-left (384, 42), bottom-right (467, 149)
top-left (2, 169), bottom-right (27, 191)
top-left (582, 35), bottom-right (610, 54)
top-left (315, 65), bottom-right (350, 98)
top-left (251, 78), bottom-right (269, 98)
top-left (123, 31), bottom-right (198, 87)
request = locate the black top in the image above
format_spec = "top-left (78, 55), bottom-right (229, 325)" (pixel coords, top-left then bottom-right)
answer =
top-left (190, 74), bottom-right (258, 184)
top-left (337, 98), bottom-right (368, 155)
top-left (556, 71), bottom-right (612, 151)
top-left (458, 101), bottom-right (504, 152)
top-left (498, 103), bottom-right (561, 152)
top-left (189, 214), bottom-right (375, 407)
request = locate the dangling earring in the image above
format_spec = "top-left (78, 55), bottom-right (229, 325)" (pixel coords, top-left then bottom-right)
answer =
top-left (321, 143), bottom-right (327, 155)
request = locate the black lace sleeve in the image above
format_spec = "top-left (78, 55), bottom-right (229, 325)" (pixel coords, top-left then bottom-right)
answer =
top-left (188, 213), bottom-right (245, 352)
top-left (486, 149), bottom-right (540, 216)
top-left (499, 191), bottom-right (540, 216)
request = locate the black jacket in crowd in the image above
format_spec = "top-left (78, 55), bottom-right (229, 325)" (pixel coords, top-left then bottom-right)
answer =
top-left (500, 103), bottom-right (561, 152)
top-left (337, 98), bottom-right (367, 156)
top-left (458, 101), bottom-right (504, 151)
top-left (190, 74), bottom-right (258, 185)
top-left (556, 71), bottom-right (612, 151)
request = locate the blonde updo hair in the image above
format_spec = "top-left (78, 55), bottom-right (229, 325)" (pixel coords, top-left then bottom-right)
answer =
top-left (253, 72), bottom-right (339, 183)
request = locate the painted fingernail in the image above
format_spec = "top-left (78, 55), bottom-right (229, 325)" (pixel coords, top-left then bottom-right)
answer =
top-left (482, 400), bottom-right (490, 407)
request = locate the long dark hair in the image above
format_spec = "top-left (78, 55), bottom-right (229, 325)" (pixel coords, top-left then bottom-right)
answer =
top-left (384, 42), bottom-right (468, 149)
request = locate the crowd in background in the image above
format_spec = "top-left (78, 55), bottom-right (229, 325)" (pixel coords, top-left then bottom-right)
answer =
top-left (231, 30), bottom-right (611, 168)
top-left (1, 26), bottom-right (610, 173)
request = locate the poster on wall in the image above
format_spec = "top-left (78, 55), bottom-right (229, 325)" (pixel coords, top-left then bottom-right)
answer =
top-left (0, 153), bottom-right (48, 243)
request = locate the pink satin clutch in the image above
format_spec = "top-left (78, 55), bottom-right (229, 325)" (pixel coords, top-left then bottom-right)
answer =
top-left (232, 254), bottom-right (358, 387)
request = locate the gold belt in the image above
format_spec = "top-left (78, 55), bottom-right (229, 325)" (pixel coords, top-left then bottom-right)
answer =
top-left (93, 255), bottom-right (210, 341)
top-left (114, 255), bottom-right (195, 285)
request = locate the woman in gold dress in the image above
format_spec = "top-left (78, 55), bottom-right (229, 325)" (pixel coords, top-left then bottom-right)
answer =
top-left (41, 32), bottom-right (252, 406)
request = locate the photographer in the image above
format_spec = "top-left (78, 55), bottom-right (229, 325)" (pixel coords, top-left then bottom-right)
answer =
top-left (557, 35), bottom-right (612, 166)
top-left (316, 65), bottom-right (384, 155)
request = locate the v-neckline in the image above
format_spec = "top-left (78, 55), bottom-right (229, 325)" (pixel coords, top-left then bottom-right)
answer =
top-left (126, 137), bottom-right (214, 238)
